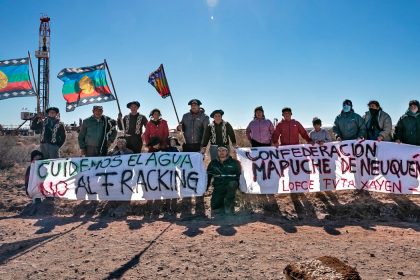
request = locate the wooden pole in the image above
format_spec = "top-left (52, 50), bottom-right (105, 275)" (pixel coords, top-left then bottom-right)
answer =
top-left (27, 51), bottom-right (40, 114)
top-left (104, 59), bottom-right (125, 133)
top-left (161, 64), bottom-right (180, 123)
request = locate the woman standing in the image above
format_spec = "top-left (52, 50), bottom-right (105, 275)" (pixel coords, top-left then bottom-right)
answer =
top-left (246, 106), bottom-right (274, 147)
top-left (143, 109), bottom-right (169, 152)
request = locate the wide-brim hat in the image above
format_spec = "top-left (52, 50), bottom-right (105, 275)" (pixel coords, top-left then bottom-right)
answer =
top-left (188, 99), bottom-right (202, 106)
top-left (46, 107), bottom-right (59, 114)
top-left (127, 101), bottom-right (140, 108)
top-left (210, 109), bottom-right (224, 118)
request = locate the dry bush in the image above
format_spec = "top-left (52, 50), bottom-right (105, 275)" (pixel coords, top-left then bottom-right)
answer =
top-left (0, 136), bottom-right (38, 169)
top-left (60, 131), bottom-right (80, 157)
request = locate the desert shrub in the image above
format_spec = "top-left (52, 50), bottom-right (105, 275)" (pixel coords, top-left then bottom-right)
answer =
top-left (0, 136), bottom-right (38, 169)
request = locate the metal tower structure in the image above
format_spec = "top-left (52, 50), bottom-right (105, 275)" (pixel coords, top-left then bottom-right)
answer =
top-left (35, 16), bottom-right (50, 114)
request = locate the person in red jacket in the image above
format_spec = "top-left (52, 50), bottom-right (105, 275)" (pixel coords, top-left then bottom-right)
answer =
top-left (272, 107), bottom-right (312, 147)
top-left (143, 108), bottom-right (169, 152)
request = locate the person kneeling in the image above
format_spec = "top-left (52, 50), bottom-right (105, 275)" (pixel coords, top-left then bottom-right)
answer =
top-left (207, 145), bottom-right (241, 215)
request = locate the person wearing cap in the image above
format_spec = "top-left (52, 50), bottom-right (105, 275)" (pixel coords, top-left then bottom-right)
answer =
top-left (206, 145), bottom-right (241, 215)
top-left (362, 100), bottom-right (392, 141)
top-left (165, 136), bottom-right (181, 152)
top-left (78, 105), bottom-right (117, 156)
top-left (110, 137), bottom-right (133, 155)
top-left (30, 107), bottom-right (66, 159)
top-left (309, 117), bottom-right (332, 145)
top-left (117, 101), bottom-right (148, 153)
top-left (201, 109), bottom-right (237, 160)
top-left (143, 108), bottom-right (169, 152)
top-left (394, 100), bottom-right (420, 146)
top-left (246, 106), bottom-right (274, 147)
top-left (272, 107), bottom-right (312, 146)
top-left (332, 99), bottom-right (366, 141)
top-left (177, 99), bottom-right (210, 152)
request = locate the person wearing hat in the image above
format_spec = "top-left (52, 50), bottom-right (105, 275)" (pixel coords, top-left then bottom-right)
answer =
top-left (143, 108), bottom-right (169, 152)
top-left (246, 106), bottom-right (274, 147)
top-left (117, 101), bottom-right (148, 153)
top-left (332, 100), bottom-right (366, 141)
top-left (394, 100), bottom-right (420, 146)
top-left (110, 137), bottom-right (133, 155)
top-left (30, 107), bottom-right (66, 159)
top-left (362, 100), bottom-right (392, 141)
top-left (165, 136), bottom-right (180, 152)
top-left (309, 117), bottom-right (332, 145)
top-left (78, 105), bottom-right (117, 156)
top-left (177, 99), bottom-right (210, 152)
top-left (272, 107), bottom-right (312, 146)
top-left (206, 145), bottom-right (241, 215)
top-left (201, 109), bottom-right (237, 160)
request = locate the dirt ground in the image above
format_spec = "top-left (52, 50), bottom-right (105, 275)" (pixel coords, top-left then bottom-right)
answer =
top-left (0, 166), bottom-right (419, 280)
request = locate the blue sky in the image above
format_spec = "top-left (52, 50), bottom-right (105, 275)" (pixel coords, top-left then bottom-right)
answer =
top-left (1, 0), bottom-right (419, 129)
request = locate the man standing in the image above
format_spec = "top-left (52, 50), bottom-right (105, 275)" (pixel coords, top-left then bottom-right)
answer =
top-left (394, 100), bottom-right (420, 146)
top-left (30, 107), bottom-right (66, 159)
top-left (117, 101), bottom-right (148, 153)
top-left (78, 105), bottom-right (117, 156)
top-left (333, 99), bottom-right (366, 141)
top-left (177, 99), bottom-right (209, 152)
top-left (363, 100), bottom-right (392, 141)
top-left (272, 107), bottom-right (312, 146)
top-left (207, 145), bottom-right (241, 215)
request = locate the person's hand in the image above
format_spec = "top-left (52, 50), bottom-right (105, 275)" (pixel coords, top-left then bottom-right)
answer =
top-left (200, 147), bottom-right (206, 154)
top-left (81, 149), bottom-right (86, 157)
top-left (318, 140), bottom-right (325, 145)
top-left (377, 135), bottom-right (384, 141)
top-left (176, 124), bottom-right (182, 131)
top-left (395, 139), bottom-right (401, 144)
top-left (336, 137), bottom-right (342, 142)
top-left (274, 143), bottom-right (279, 148)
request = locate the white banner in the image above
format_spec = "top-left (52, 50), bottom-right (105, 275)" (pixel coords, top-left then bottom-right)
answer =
top-left (237, 140), bottom-right (420, 195)
top-left (28, 152), bottom-right (207, 200)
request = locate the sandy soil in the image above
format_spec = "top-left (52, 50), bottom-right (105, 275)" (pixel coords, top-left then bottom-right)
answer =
top-left (0, 166), bottom-right (419, 279)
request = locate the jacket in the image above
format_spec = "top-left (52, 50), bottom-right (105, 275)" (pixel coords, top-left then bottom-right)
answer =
top-left (272, 119), bottom-right (311, 146)
top-left (117, 113), bottom-right (148, 137)
top-left (143, 119), bottom-right (170, 148)
top-left (180, 111), bottom-right (210, 144)
top-left (201, 121), bottom-right (237, 147)
top-left (394, 110), bottom-right (420, 145)
top-left (333, 111), bottom-right (366, 140)
top-left (363, 110), bottom-right (393, 141)
top-left (246, 118), bottom-right (274, 144)
top-left (30, 116), bottom-right (66, 147)
top-left (78, 115), bottom-right (117, 152)
top-left (309, 128), bottom-right (332, 143)
top-left (207, 156), bottom-right (241, 188)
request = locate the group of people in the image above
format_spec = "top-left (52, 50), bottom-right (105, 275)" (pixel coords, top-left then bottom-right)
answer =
top-left (26, 98), bottom-right (419, 215)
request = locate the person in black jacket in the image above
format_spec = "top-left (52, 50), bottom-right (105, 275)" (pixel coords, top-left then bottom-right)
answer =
top-left (394, 100), bottom-right (420, 146)
top-left (30, 107), bottom-right (66, 159)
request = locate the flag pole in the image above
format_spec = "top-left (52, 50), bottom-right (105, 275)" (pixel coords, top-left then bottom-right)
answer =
top-left (104, 59), bottom-right (125, 133)
top-left (161, 64), bottom-right (180, 123)
top-left (27, 51), bottom-right (40, 114)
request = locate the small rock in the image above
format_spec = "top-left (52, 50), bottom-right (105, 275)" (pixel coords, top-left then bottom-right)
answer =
top-left (397, 271), bottom-right (404, 276)
top-left (370, 253), bottom-right (375, 257)
top-left (239, 240), bottom-right (244, 244)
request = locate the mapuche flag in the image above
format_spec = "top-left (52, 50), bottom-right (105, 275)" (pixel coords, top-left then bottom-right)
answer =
top-left (57, 63), bottom-right (115, 112)
top-left (148, 64), bottom-right (171, 98)
top-left (0, 57), bottom-right (35, 100)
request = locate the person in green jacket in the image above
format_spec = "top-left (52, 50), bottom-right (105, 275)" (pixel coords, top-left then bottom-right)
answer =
top-left (78, 105), bottom-right (117, 156)
top-left (333, 99), bottom-right (366, 141)
top-left (207, 145), bottom-right (241, 215)
top-left (201, 109), bottom-right (237, 160)
top-left (394, 100), bottom-right (420, 146)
